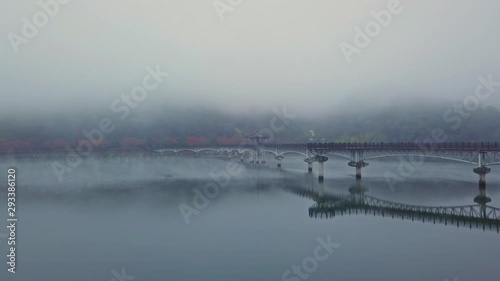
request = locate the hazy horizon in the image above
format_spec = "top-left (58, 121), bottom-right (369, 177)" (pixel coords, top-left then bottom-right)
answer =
top-left (2, 0), bottom-right (500, 118)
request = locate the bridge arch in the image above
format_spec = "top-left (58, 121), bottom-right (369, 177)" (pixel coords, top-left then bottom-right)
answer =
top-left (326, 153), bottom-right (353, 161)
top-left (260, 150), bottom-right (278, 156)
top-left (155, 149), bottom-right (176, 154)
top-left (364, 154), bottom-right (478, 165)
top-left (175, 149), bottom-right (198, 154)
top-left (196, 148), bottom-right (220, 154)
top-left (280, 151), bottom-right (307, 157)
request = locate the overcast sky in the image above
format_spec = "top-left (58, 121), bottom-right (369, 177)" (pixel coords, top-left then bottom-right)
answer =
top-left (1, 0), bottom-right (500, 117)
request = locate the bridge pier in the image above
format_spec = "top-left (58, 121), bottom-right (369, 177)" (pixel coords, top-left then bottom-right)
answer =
top-left (275, 155), bottom-right (284, 168)
top-left (258, 152), bottom-right (266, 164)
top-left (474, 152), bottom-right (491, 187)
top-left (304, 157), bottom-right (315, 173)
top-left (473, 166), bottom-right (491, 187)
top-left (318, 181), bottom-right (324, 198)
top-left (348, 161), bottom-right (369, 179)
top-left (474, 184), bottom-right (492, 219)
top-left (348, 180), bottom-right (368, 205)
top-left (348, 180), bottom-right (368, 195)
top-left (250, 149), bottom-right (259, 164)
top-left (319, 161), bottom-right (324, 182)
top-left (316, 155), bottom-right (328, 182)
top-left (348, 151), bottom-right (368, 179)
top-left (474, 184), bottom-right (491, 204)
top-left (304, 157), bottom-right (316, 173)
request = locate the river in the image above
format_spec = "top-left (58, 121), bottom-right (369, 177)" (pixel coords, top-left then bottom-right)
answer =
top-left (0, 155), bottom-right (499, 281)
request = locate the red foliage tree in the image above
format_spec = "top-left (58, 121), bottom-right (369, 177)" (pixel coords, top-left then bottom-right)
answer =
top-left (186, 136), bottom-right (209, 146)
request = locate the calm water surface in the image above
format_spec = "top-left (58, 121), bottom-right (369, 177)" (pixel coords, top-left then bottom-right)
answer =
top-left (0, 155), bottom-right (499, 281)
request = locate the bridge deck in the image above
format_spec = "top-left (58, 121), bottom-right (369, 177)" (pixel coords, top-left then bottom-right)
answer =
top-left (157, 142), bottom-right (500, 152)
top-left (273, 142), bottom-right (500, 152)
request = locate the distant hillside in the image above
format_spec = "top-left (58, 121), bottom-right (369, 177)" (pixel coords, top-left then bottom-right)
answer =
top-left (1, 104), bottom-right (499, 152)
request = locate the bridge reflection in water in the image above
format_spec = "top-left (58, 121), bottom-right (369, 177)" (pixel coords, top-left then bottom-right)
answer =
top-left (283, 178), bottom-right (500, 233)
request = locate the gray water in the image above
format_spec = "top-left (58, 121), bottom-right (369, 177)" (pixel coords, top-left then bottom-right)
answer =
top-left (0, 155), bottom-right (499, 281)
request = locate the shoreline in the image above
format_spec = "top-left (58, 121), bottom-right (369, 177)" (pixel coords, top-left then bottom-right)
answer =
top-left (0, 149), bottom-right (160, 159)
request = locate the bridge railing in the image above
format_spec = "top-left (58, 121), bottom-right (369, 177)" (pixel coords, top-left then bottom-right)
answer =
top-left (304, 142), bottom-right (500, 151)
top-left (155, 142), bottom-right (500, 152)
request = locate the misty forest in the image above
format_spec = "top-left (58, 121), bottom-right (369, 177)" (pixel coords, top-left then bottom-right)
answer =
top-left (2, 103), bottom-right (500, 153)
